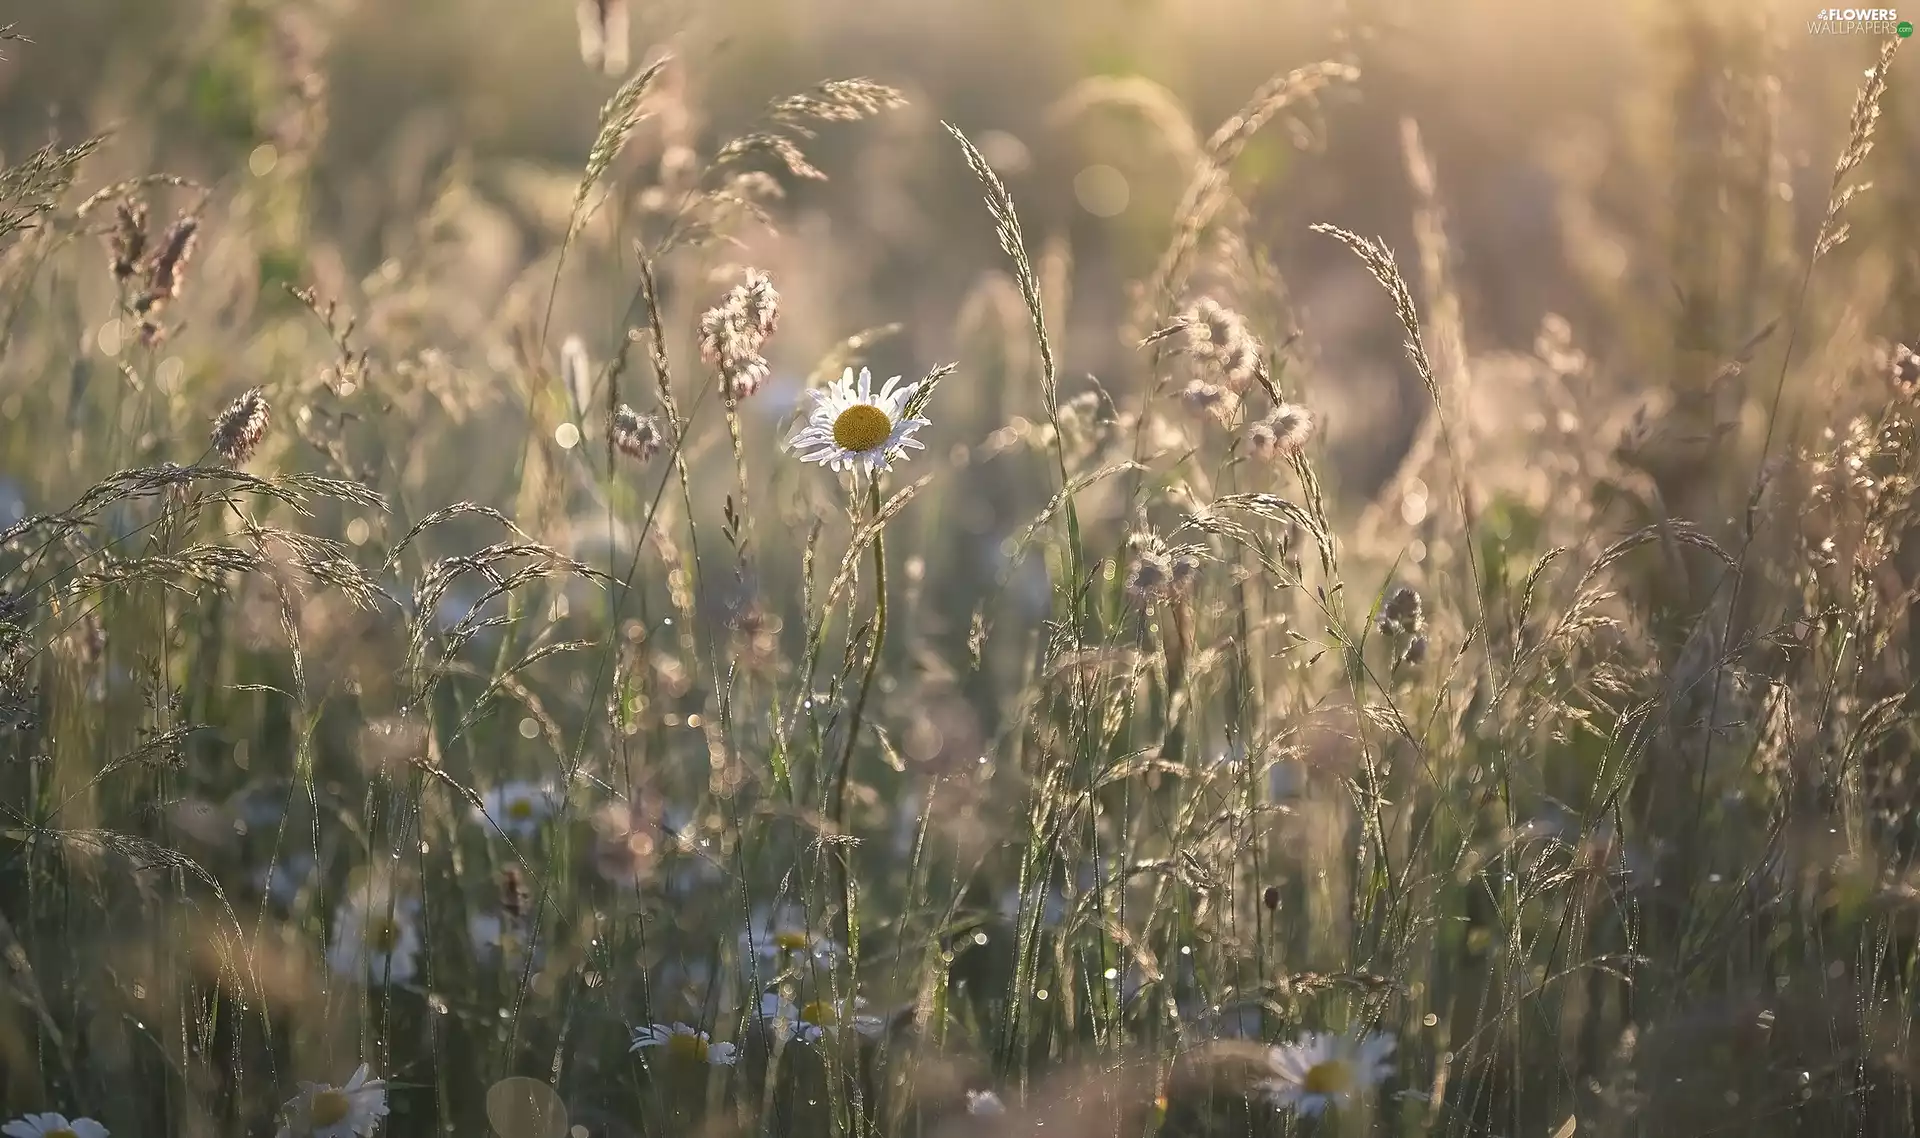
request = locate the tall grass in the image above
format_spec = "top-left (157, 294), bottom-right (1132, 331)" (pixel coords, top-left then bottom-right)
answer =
top-left (0, 4), bottom-right (1914, 1137)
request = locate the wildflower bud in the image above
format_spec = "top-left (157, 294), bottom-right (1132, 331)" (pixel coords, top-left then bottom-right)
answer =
top-left (1124, 546), bottom-right (1173, 605)
top-left (135, 214), bottom-right (200, 346)
top-left (108, 198), bottom-right (149, 282)
top-left (211, 387), bottom-right (272, 465)
top-left (1377, 586), bottom-right (1425, 638)
top-left (1891, 342), bottom-right (1919, 396)
top-left (1170, 552), bottom-right (1203, 593)
top-left (611, 404), bottom-right (663, 461)
top-left (1263, 885), bottom-right (1281, 910)
top-left (740, 268), bottom-right (780, 340)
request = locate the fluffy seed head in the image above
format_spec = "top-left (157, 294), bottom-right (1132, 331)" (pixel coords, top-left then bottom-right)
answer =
top-left (1249, 403), bottom-right (1316, 460)
top-left (699, 268), bottom-right (781, 402)
top-left (1179, 297), bottom-right (1265, 390)
top-left (212, 388), bottom-right (272, 465)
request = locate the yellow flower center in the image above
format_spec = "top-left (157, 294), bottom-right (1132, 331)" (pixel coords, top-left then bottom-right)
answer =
top-left (800, 1000), bottom-right (838, 1026)
top-left (1302, 1058), bottom-right (1355, 1096)
top-left (310, 1088), bottom-right (353, 1126)
top-left (831, 404), bottom-right (893, 452)
top-left (45, 1130), bottom-right (77, 1138)
top-left (507, 798), bottom-right (536, 820)
top-left (773, 930), bottom-right (812, 952)
top-left (666, 1032), bottom-right (709, 1061)
top-left (368, 918), bottom-right (401, 952)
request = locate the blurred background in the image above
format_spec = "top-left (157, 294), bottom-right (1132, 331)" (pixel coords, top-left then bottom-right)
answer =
top-left (4, 0), bottom-right (1906, 513)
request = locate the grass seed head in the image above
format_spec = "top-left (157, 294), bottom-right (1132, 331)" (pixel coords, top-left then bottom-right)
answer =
top-left (211, 387), bottom-right (272, 465)
top-left (612, 404), bottom-right (663, 460)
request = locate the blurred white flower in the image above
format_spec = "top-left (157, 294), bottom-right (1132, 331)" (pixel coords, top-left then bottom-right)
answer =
top-left (740, 903), bottom-right (838, 967)
top-left (997, 884), bottom-right (1068, 929)
top-left (1258, 1030), bottom-right (1396, 1116)
top-left (758, 992), bottom-right (884, 1044)
top-left (326, 895), bottom-right (422, 986)
top-left (473, 781), bottom-right (561, 838)
top-left (254, 853), bottom-right (318, 910)
top-left (786, 367), bottom-right (929, 477)
top-left (273, 1063), bottom-right (388, 1138)
top-left (965, 1090), bottom-right (1005, 1116)
top-left (629, 1022), bottom-right (737, 1065)
top-left (3, 1114), bottom-right (109, 1138)
top-left (468, 911), bottom-right (541, 971)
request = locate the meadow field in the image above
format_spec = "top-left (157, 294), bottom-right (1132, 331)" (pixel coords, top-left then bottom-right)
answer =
top-left (0, 0), bottom-right (1916, 1134)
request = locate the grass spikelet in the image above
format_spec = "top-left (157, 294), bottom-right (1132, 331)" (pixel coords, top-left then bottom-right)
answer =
top-left (0, 134), bottom-right (105, 246)
top-left (768, 79), bottom-right (908, 126)
top-left (210, 387), bottom-right (272, 466)
top-left (547, 54), bottom-right (672, 342)
top-left (1146, 61), bottom-right (1359, 319)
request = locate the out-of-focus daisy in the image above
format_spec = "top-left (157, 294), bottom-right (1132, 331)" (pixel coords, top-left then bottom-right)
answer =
top-left (3, 1114), bottom-right (109, 1138)
top-left (965, 1090), bottom-right (1005, 1116)
top-left (473, 781), bottom-right (561, 838)
top-left (254, 853), bottom-right (319, 910)
top-left (740, 903), bottom-right (838, 967)
top-left (785, 366), bottom-right (929, 477)
top-left (326, 894), bottom-right (422, 986)
top-left (468, 911), bottom-right (540, 971)
top-left (273, 1063), bottom-right (389, 1138)
top-left (758, 993), bottom-right (885, 1044)
top-left (629, 1022), bottom-right (737, 1065)
top-left (996, 884), bottom-right (1069, 930)
top-left (1257, 1030), bottom-right (1396, 1116)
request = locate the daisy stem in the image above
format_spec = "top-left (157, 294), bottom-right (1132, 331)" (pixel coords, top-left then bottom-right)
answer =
top-left (830, 478), bottom-right (887, 833)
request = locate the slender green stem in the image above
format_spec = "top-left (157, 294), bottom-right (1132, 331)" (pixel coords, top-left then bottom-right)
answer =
top-left (832, 477), bottom-right (888, 828)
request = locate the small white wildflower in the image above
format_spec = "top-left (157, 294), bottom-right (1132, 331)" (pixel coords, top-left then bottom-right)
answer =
top-left (2, 1114), bottom-right (110, 1138)
top-left (629, 1022), bottom-right (737, 1065)
top-left (1258, 1030), bottom-right (1396, 1116)
top-left (785, 366), bottom-right (930, 477)
top-left (273, 1063), bottom-right (389, 1138)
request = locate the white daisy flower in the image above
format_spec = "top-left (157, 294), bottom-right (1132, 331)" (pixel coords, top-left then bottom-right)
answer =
top-left (965, 1090), bottom-right (1005, 1116)
top-left (740, 903), bottom-right (839, 967)
top-left (758, 993), bottom-right (885, 1044)
top-left (2, 1114), bottom-right (109, 1138)
top-left (273, 1063), bottom-right (389, 1138)
top-left (326, 895), bottom-right (422, 986)
top-left (785, 366), bottom-right (929, 477)
top-left (473, 781), bottom-right (561, 838)
top-left (629, 1022), bottom-right (737, 1065)
top-left (1258, 1030), bottom-right (1396, 1116)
